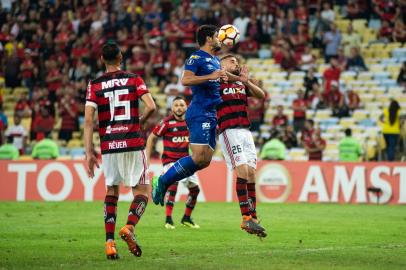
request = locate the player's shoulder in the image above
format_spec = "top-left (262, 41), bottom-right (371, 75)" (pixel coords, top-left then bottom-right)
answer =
top-left (91, 70), bottom-right (139, 84)
top-left (162, 115), bottom-right (175, 123)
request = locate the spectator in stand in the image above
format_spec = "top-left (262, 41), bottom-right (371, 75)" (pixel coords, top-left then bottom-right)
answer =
top-left (339, 128), bottom-right (363, 162)
top-left (163, 75), bottom-right (184, 110)
top-left (246, 10), bottom-right (263, 42)
top-left (281, 47), bottom-right (297, 72)
top-left (0, 136), bottom-right (19, 160)
top-left (342, 24), bottom-right (362, 57)
top-left (304, 128), bottom-right (326, 161)
top-left (300, 119), bottom-right (314, 145)
top-left (14, 92), bottom-right (31, 118)
top-left (323, 58), bottom-right (342, 95)
top-left (58, 87), bottom-right (79, 142)
top-left (233, 11), bottom-right (250, 42)
top-left (283, 9), bottom-right (299, 35)
top-left (336, 47), bottom-right (348, 71)
top-left (281, 125), bottom-right (298, 149)
top-left (32, 107), bottom-right (54, 141)
top-left (303, 68), bottom-right (319, 99)
top-left (308, 84), bottom-right (327, 110)
top-left (238, 36), bottom-right (259, 58)
top-left (247, 80), bottom-right (267, 132)
top-left (320, 2), bottom-right (335, 28)
top-left (260, 131), bottom-right (286, 160)
top-left (397, 62), bottom-right (406, 92)
top-left (380, 100), bottom-right (401, 161)
top-left (299, 45), bottom-right (316, 72)
top-left (345, 88), bottom-right (361, 112)
top-left (20, 49), bottom-right (36, 93)
top-left (272, 105), bottom-right (289, 131)
top-left (292, 89), bottom-right (308, 133)
top-left (346, 0), bottom-right (361, 19)
top-left (5, 114), bottom-right (28, 155)
top-left (295, 0), bottom-right (308, 25)
top-left (392, 19), bottom-right (406, 43)
top-left (326, 81), bottom-right (347, 117)
top-left (32, 135), bottom-right (59, 160)
top-left (378, 20), bottom-right (393, 42)
top-left (45, 59), bottom-right (63, 103)
top-left (323, 23), bottom-right (341, 63)
top-left (347, 47), bottom-right (368, 72)
top-left (373, 0), bottom-right (397, 23)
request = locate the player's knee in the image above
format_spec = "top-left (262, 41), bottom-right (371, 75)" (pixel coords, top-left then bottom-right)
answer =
top-left (133, 184), bottom-right (149, 197)
top-left (106, 185), bottom-right (119, 196)
top-left (247, 168), bottom-right (256, 182)
top-left (192, 154), bottom-right (211, 168)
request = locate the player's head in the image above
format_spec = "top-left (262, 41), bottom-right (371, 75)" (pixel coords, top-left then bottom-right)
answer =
top-left (196, 25), bottom-right (221, 52)
top-left (171, 96), bottom-right (187, 118)
top-left (305, 119), bottom-right (314, 130)
top-left (345, 128), bottom-right (352, 137)
top-left (220, 54), bottom-right (240, 75)
top-left (101, 41), bottom-right (122, 66)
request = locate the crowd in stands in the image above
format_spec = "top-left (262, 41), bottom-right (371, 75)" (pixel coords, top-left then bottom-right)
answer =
top-left (0, 0), bottom-right (405, 161)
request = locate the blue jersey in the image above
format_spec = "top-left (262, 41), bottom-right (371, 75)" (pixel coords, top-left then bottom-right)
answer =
top-left (184, 50), bottom-right (222, 118)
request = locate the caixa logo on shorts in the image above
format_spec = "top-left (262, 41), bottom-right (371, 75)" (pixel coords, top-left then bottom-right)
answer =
top-left (202, 122), bottom-right (211, 130)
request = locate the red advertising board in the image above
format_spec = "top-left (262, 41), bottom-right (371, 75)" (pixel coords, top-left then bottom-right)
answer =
top-left (0, 160), bottom-right (405, 204)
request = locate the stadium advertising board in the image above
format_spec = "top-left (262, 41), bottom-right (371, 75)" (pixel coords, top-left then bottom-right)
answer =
top-left (0, 161), bottom-right (405, 204)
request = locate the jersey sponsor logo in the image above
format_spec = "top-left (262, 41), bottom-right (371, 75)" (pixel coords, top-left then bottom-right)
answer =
top-left (101, 78), bottom-right (129, 90)
top-left (106, 125), bottom-right (129, 134)
top-left (222, 87), bottom-right (246, 95)
top-left (186, 59), bottom-right (194, 65)
top-left (138, 83), bottom-right (147, 91)
top-left (172, 136), bottom-right (189, 143)
top-left (169, 121), bottom-right (177, 124)
top-left (202, 122), bottom-right (211, 130)
top-left (108, 140), bottom-right (128, 150)
top-left (190, 55), bottom-right (201, 59)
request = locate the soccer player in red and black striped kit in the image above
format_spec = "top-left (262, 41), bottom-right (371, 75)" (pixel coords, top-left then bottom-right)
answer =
top-left (217, 54), bottom-right (267, 238)
top-left (146, 96), bottom-right (201, 229)
top-left (84, 42), bottom-right (156, 259)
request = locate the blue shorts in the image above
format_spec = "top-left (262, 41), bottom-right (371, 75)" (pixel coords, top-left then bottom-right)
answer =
top-left (186, 115), bottom-right (217, 150)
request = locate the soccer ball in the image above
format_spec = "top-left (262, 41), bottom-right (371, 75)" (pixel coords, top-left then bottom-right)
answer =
top-left (218, 25), bottom-right (240, 47)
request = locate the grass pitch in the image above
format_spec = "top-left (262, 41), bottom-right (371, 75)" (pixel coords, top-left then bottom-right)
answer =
top-left (0, 202), bottom-right (405, 270)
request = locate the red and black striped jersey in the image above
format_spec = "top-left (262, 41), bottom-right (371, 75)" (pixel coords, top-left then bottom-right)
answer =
top-left (86, 70), bottom-right (149, 155)
top-left (152, 115), bottom-right (189, 165)
top-left (217, 81), bottom-right (250, 133)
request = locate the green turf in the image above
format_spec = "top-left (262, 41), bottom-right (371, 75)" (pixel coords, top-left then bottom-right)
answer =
top-left (0, 202), bottom-right (405, 270)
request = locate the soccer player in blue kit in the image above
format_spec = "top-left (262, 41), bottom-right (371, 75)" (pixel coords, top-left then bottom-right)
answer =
top-left (152, 25), bottom-right (233, 206)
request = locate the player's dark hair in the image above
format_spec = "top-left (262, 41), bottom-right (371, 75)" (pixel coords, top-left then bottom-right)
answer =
top-left (102, 41), bottom-right (121, 63)
top-left (307, 119), bottom-right (314, 127)
top-left (345, 128), bottom-right (352, 137)
top-left (173, 96), bottom-right (186, 103)
top-left (196, 25), bottom-right (218, 46)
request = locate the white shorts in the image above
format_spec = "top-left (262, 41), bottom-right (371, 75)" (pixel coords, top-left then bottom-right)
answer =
top-left (219, 128), bottom-right (257, 170)
top-left (102, 150), bottom-right (149, 187)
top-left (163, 162), bottom-right (199, 188)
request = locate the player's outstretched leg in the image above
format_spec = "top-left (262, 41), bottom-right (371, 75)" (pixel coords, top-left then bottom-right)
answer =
top-left (181, 185), bottom-right (200, 229)
top-left (236, 177), bottom-right (267, 238)
top-left (165, 183), bottom-right (178, 229)
top-left (104, 194), bottom-right (119, 259)
top-left (152, 156), bottom-right (199, 206)
top-left (119, 191), bottom-right (148, 257)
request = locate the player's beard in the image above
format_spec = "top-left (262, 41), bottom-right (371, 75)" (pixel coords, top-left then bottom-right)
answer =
top-left (174, 110), bottom-right (185, 118)
top-left (231, 67), bottom-right (240, 76)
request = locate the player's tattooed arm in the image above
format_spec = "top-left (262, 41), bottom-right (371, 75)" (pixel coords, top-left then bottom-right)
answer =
top-left (139, 93), bottom-right (156, 125)
top-left (181, 70), bottom-right (227, 86)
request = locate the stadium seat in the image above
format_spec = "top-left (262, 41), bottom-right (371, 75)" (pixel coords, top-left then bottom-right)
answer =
top-left (339, 118), bottom-right (356, 129)
top-left (357, 71), bottom-right (373, 81)
top-left (67, 139), bottom-right (82, 148)
top-left (315, 110), bottom-right (331, 120)
top-left (287, 148), bottom-right (307, 161)
top-left (358, 118), bottom-right (376, 127)
top-left (352, 110), bottom-right (369, 121)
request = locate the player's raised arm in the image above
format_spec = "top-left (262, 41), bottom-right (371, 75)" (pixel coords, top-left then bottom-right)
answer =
top-left (181, 69), bottom-right (226, 86)
top-left (241, 66), bottom-right (265, 99)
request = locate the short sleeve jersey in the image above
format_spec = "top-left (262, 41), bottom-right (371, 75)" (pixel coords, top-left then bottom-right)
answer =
top-left (86, 70), bottom-right (149, 155)
top-left (184, 50), bottom-right (222, 116)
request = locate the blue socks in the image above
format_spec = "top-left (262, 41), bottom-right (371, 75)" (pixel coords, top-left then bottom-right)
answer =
top-left (160, 156), bottom-right (199, 186)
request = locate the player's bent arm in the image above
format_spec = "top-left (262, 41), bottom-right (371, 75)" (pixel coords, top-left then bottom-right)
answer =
top-left (181, 70), bottom-right (223, 86)
top-left (246, 80), bottom-right (265, 99)
top-left (145, 132), bottom-right (158, 166)
top-left (140, 93), bottom-right (156, 125)
top-left (84, 105), bottom-right (96, 156)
